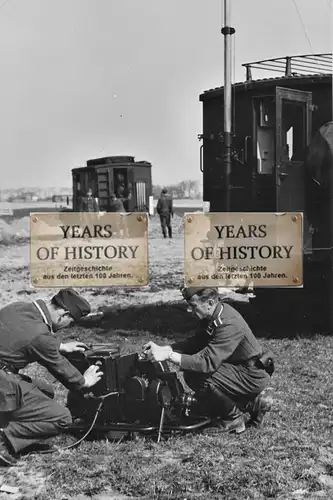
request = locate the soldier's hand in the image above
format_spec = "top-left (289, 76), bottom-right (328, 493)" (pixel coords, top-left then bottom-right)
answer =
top-left (142, 341), bottom-right (157, 356)
top-left (83, 364), bottom-right (103, 388)
top-left (59, 341), bottom-right (88, 354)
top-left (142, 342), bottom-right (171, 363)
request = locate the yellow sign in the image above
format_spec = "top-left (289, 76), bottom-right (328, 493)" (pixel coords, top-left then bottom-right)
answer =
top-left (184, 212), bottom-right (303, 288)
top-left (30, 212), bottom-right (148, 288)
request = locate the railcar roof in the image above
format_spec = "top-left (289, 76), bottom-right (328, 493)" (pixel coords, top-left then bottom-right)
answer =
top-left (200, 53), bottom-right (332, 100)
top-left (72, 161), bottom-right (152, 173)
top-left (200, 73), bottom-right (332, 100)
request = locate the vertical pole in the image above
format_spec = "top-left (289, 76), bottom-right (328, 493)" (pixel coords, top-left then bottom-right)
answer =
top-left (221, 0), bottom-right (235, 211)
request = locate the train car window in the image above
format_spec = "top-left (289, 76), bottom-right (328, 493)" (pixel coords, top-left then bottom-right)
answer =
top-left (281, 100), bottom-right (305, 162)
top-left (259, 99), bottom-right (274, 127)
top-left (257, 128), bottom-right (275, 174)
top-left (254, 98), bottom-right (275, 175)
top-left (114, 169), bottom-right (128, 199)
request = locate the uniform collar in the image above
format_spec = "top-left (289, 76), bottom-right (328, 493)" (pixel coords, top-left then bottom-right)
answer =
top-left (33, 299), bottom-right (53, 333)
top-left (206, 302), bottom-right (224, 335)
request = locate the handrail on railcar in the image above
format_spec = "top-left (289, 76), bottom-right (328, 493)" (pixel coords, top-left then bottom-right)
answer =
top-left (242, 53), bottom-right (332, 82)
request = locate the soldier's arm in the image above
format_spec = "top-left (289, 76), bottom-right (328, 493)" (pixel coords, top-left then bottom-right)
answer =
top-left (176, 324), bottom-right (243, 373)
top-left (26, 334), bottom-right (86, 391)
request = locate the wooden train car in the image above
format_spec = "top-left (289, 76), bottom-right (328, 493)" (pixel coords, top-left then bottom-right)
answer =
top-left (199, 54), bottom-right (333, 331)
top-left (72, 156), bottom-right (152, 212)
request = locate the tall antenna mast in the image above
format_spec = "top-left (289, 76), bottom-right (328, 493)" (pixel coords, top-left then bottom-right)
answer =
top-left (221, 0), bottom-right (235, 211)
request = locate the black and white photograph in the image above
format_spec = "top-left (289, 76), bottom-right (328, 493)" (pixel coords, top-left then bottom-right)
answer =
top-left (0, 0), bottom-right (332, 498)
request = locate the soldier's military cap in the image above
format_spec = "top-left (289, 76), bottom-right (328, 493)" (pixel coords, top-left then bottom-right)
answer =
top-left (181, 287), bottom-right (207, 301)
top-left (52, 288), bottom-right (91, 320)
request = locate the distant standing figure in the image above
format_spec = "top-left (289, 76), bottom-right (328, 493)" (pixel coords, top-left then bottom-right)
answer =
top-left (108, 193), bottom-right (125, 213)
top-left (79, 188), bottom-right (99, 212)
top-left (157, 188), bottom-right (173, 238)
top-left (108, 193), bottom-right (127, 237)
top-left (116, 184), bottom-right (132, 209)
top-left (115, 174), bottom-right (132, 211)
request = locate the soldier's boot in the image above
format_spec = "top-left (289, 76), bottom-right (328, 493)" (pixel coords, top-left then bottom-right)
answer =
top-left (0, 431), bottom-right (17, 466)
top-left (247, 387), bottom-right (274, 427)
top-left (203, 406), bottom-right (246, 435)
top-left (168, 226), bottom-right (172, 238)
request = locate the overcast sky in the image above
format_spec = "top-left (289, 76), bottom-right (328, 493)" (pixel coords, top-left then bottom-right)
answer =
top-left (0, 0), bottom-right (331, 189)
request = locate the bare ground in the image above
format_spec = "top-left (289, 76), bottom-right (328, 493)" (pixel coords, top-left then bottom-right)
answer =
top-left (0, 215), bottom-right (333, 499)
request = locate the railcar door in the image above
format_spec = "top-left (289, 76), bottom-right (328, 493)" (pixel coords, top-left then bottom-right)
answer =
top-left (275, 86), bottom-right (312, 213)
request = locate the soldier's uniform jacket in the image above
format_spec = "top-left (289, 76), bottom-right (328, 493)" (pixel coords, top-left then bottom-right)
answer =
top-left (171, 302), bottom-right (263, 373)
top-left (108, 198), bottom-right (125, 212)
top-left (156, 194), bottom-right (173, 215)
top-left (0, 299), bottom-right (85, 400)
top-left (79, 196), bottom-right (99, 212)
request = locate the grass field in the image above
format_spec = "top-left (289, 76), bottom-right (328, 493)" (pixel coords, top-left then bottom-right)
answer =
top-left (0, 215), bottom-right (333, 500)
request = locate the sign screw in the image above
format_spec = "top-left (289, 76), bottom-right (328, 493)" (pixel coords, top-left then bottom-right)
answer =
top-left (32, 277), bottom-right (39, 284)
top-left (32, 216), bottom-right (38, 223)
top-left (188, 277), bottom-right (194, 284)
top-left (137, 215), bottom-right (143, 222)
top-left (187, 217), bottom-right (193, 223)
top-left (293, 277), bottom-right (299, 284)
top-left (138, 277), bottom-right (144, 284)
top-left (292, 216), bottom-right (297, 222)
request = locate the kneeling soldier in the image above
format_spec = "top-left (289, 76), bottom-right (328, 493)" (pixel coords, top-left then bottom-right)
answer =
top-left (0, 288), bottom-right (103, 466)
top-left (143, 287), bottom-right (274, 434)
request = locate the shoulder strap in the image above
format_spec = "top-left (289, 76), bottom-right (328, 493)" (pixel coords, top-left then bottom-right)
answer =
top-left (33, 300), bottom-right (53, 333)
top-left (206, 303), bottom-right (224, 335)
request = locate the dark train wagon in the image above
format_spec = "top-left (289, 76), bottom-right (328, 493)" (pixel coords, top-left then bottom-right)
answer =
top-left (71, 155), bottom-right (152, 212)
top-left (199, 54), bottom-right (333, 331)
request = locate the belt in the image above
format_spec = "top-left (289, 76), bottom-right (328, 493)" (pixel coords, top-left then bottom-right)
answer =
top-left (242, 351), bottom-right (275, 377)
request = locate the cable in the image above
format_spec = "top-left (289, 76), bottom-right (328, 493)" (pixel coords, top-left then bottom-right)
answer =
top-left (291, 0), bottom-right (313, 53)
top-left (35, 400), bottom-right (104, 455)
top-left (35, 391), bottom-right (121, 455)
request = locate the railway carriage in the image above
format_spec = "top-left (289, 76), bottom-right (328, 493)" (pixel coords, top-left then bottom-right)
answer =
top-left (199, 54), bottom-right (333, 330)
